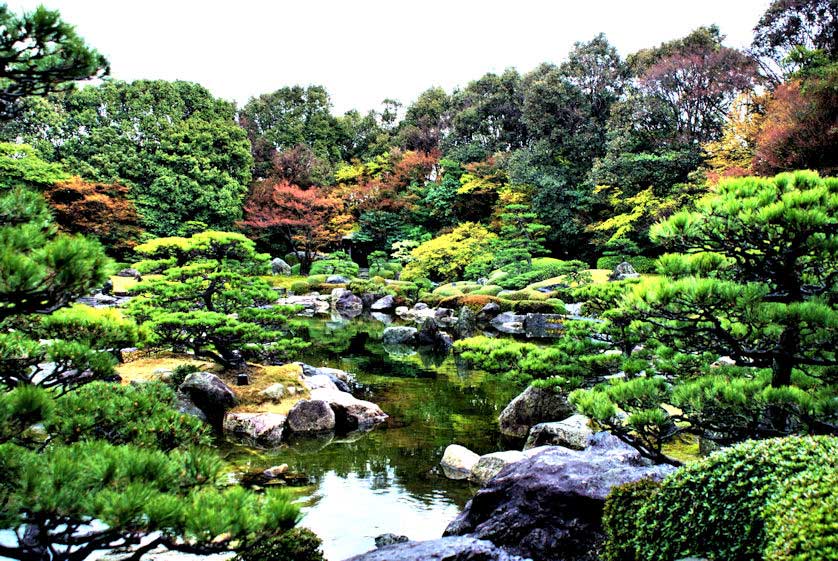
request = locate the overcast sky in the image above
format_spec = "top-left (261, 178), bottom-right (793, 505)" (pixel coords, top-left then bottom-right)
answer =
top-left (9, 0), bottom-right (772, 114)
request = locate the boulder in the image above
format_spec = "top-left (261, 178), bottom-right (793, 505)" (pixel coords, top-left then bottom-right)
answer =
top-left (115, 267), bottom-right (142, 280)
top-left (277, 295), bottom-right (330, 315)
top-left (223, 412), bottom-right (285, 447)
top-left (259, 383), bottom-right (285, 401)
top-left (326, 274), bottom-right (352, 284)
top-left (434, 307), bottom-right (457, 326)
top-left (525, 414), bottom-right (593, 451)
top-left (374, 534), bottom-right (409, 548)
top-left (490, 312), bottom-right (527, 335)
top-left (101, 279), bottom-right (113, 295)
top-left (478, 302), bottom-right (501, 319)
top-left (445, 433), bottom-right (677, 561)
top-left (524, 313), bottom-right (564, 339)
top-left (335, 291), bottom-right (363, 317)
top-left (498, 385), bottom-right (575, 438)
top-left (417, 318), bottom-right (453, 350)
top-left (456, 306), bottom-right (477, 338)
top-left (609, 261), bottom-right (640, 281)
top-left (286, 399), bottom-right (336, 433)
top-left (370, 295), bottom-right (396, 311)
top-left (469, 450), bottom-right (526, 485)
top-left (270, 257), bottom-right (292, 275)
top-left (345, 536), bottom-right (526, 561)
top-left (302, 374), bottom-right (339, 392)
top-left (310, 387), bottom-right (387, 430)
top-left (263, 464), bottom-right (289, 478)
top-left (441, 444), bottom-right (480, 480)
top-left (177, 372), bottom-right (237, 431)
top-left (370, 312), bottom-right (393, 325)
top-left (382, 326), bottom-right (418, 345)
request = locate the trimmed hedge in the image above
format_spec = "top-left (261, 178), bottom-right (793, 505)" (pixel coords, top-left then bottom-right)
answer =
top-left (596, 255), bottom-right (658, 274)
top-left (621, 436), bottom-right (838, 561)
top-left (602, 479), bottom-right (662, 561)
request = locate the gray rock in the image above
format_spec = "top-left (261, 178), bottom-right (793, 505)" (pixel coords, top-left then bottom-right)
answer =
top-left (374, 534), bottom-right (409, 548)
top-left (310, 388), bottom-right (387, 431)
top-left (263, 464), bottom-right (289, 478)
top-left (270, 257), bottom-right (292, 275)
top-left (345, 536), bottom-right (526, 561)
top-left (177, 372), bottom-right (237, 431)
top-left (417, 318), bottom-right (453, 350)
top-left (414, 302), bottom-right (429, 310)
top-left (478, 302), bottom-right (501, 318)
top-left (491, 312), bottom-right (527, 335)
top-left (469, 450), bottom-right (526, 485)
top-left (370, 312), bottom-right (393, 324)
top-left (498, 385), bottom-right (575, 438)
top-left (223, 412), bottom-right (285, 447)
top-left (524, 313), bottom-right (564, 339)
top-left (441, 444), bottom-right (481, 480)
top-left (302, 373), bottom-right (339, 392)
top-left (326, 274), bottom-right (352, 284)
top-left (286, 400), bottom-right (336, 433)
top-left (115, 267), bottom-right (142, 280)
top-left (445, 433), bottom-right (677, 561)
top-left (259, 383), bottom-right (285, 401)
top-left (335, 291), bottom-right (363, 317)
top-left (525, 414), bottom-right (593, 451)
top-left (382, 326), bottom-right (418, 345)
top-left (456, 306), bottom-right (477, 338)
top-left (370, 295), bottom-right (396, 311)
top-left (609, 261), bottom-right (640, 281)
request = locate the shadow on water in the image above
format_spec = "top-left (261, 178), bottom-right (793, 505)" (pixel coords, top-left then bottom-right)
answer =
top-left (222, 315), bottom-right (522, 561)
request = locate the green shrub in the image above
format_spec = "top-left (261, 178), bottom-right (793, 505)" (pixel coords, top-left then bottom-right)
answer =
top-left (168, 363), bottom-right (200, 389)
top-left (763, 468), bottom-right (838, 561)
top-left (290, 281), bottom-right (311, 295)
top-left (633, 436), bottom-right (838, 561)
top-left (309, 251), bottom-right (359, 277)
top-left (305, 274), bottom-right (329, 284)
top-left (290, 263), bottom-right (301, 275)
top-left (602, 479), bottom-right (662, 561)
top-left (499, 289), bottom-right (549, 301)
top-left (39, 304), bottom-right (142, 350)
top-left (284, 253), bottom-right (300, 266)
top-left (507, 299), bottom-right (564, 314)
top-left (596, 255), bottom-right (658, 274)
top-left (48, 381), bottom-right (212, 450)
top-left (497, 259), bottom-right (589, 290)
top-left (235, 527), bottom-right (324, 561)
top-left (473, 285), bottom-right (503, 296)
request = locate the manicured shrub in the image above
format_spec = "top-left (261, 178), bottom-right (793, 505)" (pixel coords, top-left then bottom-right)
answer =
top-left (309, 251), bottom-right (359, 277)
top-left (508, 299), bottom-right (564, 314)
top-left (290, 281), bottom-right (311, 295)
top-left (235, 527), bottom-right (324, 561)
top-left (473, 285), bottom-right (503, 296)
top-left (601, 479), bottom-right (662, 561)
top-left (596, 255), bottom-right (658, 274)
top-left (499, 289), bottom-right (549, 301)
top-left (497, 259), bottom-right (590, 290)
top-left (632, 436), bottom-right (838, 561)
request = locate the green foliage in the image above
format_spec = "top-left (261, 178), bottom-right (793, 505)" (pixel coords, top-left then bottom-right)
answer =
top-left (10, 80), bottom-right (252, 236)
top-left (630, 436), bottom-right (838, 561)
top-left (0, 5), bottom-right (108, 119)
top-left (496, 258), bottom-right (590, 290)
top-left (402, 222), bottom-right (497, 282)
top-left (290, 280), bottom-right (312, 295)
top-left (309, 251), bottom-right (359, 277)
top-left (38, 304), bottom-right (142, 349)
top-left (128, 231), bottom-right (307, 369)
top-left (48, 381), bottom-right (211, 450)
top-left (602, 478), bottom-right (661, 561)
top-left (595, 255), bottom-right (657, 273)
top-left (235, 527), bottom-right (325, 561)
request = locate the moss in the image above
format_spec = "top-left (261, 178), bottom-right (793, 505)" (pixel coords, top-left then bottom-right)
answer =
top-left (114, 353), bottom-right (214, 384)
top-left (225, 363), bottom-right (308, 415)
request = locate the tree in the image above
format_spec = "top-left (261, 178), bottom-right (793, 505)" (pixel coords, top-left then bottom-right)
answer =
top-left (752, 0), bottom-right (838, 79)
top-left (241, 180), bottom-right (351, 274)
top-left (703, 92), bottom-right (768, 179)
top-left (753, 64), bottom-right (838, 175)
top-left (401, 222), bottom-right (497, 282)
top-left (239, 85), bottom-right (342, 174)
top-left (398, 87), bottom-right (451, 153)
top-left (633, 26), bottom-right (757, 145)
top-left (494, 204), bottom-right (550, 268)
top-left (572, 171), bottom-right (838, 464)
top-left (127, 231), bottom-right (307, 369)
top-left (43, 177), bottom-right (143, 259)
top-left (0, 5), bottom-right (108, 119)
top-left (6, 80), bottom-right (252, 236)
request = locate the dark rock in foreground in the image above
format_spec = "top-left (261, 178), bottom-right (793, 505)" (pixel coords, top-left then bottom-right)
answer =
top-left (444, 433), bottom-right (676, 561)
top-left (344, 536), bottom-right (528, 561)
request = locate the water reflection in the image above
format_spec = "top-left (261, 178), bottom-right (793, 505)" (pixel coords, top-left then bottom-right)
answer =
top-left (223, 317), bottom-right (521, 560)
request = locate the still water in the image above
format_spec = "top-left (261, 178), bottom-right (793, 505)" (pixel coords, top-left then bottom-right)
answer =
top-left (223, 316), bottom-right (521, 560)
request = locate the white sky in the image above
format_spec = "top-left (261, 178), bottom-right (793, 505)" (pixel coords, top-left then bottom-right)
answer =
top-left (9, 0), bottom-right (772, 115)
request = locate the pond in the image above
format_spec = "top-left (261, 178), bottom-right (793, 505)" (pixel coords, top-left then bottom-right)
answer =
top-left (223, 315), bottom-right (522, 561)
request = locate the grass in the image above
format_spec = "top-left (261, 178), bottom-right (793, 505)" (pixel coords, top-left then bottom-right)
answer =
top-left (226, 363), bottom-right (309, 416)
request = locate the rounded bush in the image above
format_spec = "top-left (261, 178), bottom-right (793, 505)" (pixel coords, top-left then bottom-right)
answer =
top-left (290, 281), bottom-right (311, 295)
top-left (633, 436), bottom-right (838, 561)
top-left (602, 478), bottom-right (662, 561)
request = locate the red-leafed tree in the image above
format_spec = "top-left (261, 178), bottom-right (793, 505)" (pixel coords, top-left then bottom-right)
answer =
top-left (240, 180), bottom-right (351, 273)
top-left (43, 177), bottom-right (144, 259)
top-left (754, 69), bottom-right (838, 175)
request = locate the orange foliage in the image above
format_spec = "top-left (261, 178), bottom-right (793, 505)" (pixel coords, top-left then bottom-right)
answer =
top-left (43, 177), bottom-right (143, 258)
